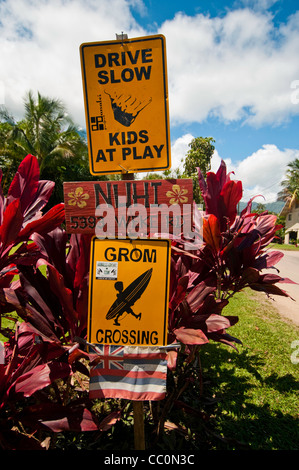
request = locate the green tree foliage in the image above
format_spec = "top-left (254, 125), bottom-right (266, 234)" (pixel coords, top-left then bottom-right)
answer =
top-left (0, 91), bottom-right (107, 204)
top-left (183, 137), bottom-right (215, 203)
top-left (277, 158), bottom-right (299, 207)
top-left (256, 202), bottom-right (266, 213)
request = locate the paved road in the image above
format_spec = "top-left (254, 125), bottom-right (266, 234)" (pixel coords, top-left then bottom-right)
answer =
top-left (264, 250), bottom-right (299, 326)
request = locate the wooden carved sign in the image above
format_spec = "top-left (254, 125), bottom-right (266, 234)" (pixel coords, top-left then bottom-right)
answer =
top-left (63, 179), bottom-right (193, 237)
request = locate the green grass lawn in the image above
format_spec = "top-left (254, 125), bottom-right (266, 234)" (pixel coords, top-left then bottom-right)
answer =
top-left (199, 288), bottom-right (299, 450)
top-left (269, 242), bottom-right (299, 251)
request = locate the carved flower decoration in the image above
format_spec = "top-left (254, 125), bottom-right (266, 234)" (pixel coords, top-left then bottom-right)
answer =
top-left (166, 185), bottom-right (188, 204)
top-left (68, 187), bottom-right (90, 208)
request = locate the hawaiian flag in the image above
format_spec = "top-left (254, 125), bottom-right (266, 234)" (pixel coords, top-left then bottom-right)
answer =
top-left (89, 345), bottom-right (167, 401)
top-left (92, 345), bottom-right (124, 370)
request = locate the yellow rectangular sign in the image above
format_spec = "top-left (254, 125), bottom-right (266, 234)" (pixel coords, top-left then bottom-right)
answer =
top-left (80, 35), bottom-right (171, 175)
top-left (88, 238), bottom-right (171, 346)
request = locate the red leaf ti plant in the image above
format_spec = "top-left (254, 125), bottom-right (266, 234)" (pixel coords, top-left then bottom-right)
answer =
top-left (155, 160), bottom-right (295, 442)
top-left (0, 156), bottom-right (101, 449)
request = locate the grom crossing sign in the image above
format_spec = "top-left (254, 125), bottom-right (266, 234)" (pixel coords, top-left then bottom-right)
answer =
top-left (80, 34), bottom-right (170, 175)
top-left (87, 238), bottom-right (171, 347)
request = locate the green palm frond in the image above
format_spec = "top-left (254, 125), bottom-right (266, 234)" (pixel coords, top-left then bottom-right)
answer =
top-left (278, 158), bottom-right (299, 207)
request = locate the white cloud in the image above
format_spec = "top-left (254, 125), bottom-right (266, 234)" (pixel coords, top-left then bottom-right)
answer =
top-left (161, 8), bottom-right (299, 127)
top-left (211, 143), bottom-right (299, 203)
top-left (0, 0), bottom-right (145, 125)
top-left (0, 1), bottom-right (299, 129)
top-left (169, 134), bottom-right (298, 204)
top-left (239, 0), bottom-right (279, 11)
top-left (170, 133), bottom-right (193, 172)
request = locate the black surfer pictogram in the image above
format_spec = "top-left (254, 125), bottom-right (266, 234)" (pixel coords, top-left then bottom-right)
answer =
top-left (106, 268), bottom-right (153, 326)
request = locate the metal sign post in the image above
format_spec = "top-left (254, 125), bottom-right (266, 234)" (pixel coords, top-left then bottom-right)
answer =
top-left (70, 33), bottom-right (175, 451)
top-left (120, 159), bottom-right (145, 451)
top-left (121, 162), bottom-right (144, 452)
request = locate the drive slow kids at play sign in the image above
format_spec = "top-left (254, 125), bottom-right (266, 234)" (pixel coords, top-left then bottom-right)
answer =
top-left (80, 35), bottom-right (170, 175)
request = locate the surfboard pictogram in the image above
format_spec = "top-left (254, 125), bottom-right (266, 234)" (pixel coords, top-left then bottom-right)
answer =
top-left (106, 268), bottom-right (153, 325)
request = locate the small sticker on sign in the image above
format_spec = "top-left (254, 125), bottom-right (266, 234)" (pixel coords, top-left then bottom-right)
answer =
top-left (96, 261), bottom-right (118, 280)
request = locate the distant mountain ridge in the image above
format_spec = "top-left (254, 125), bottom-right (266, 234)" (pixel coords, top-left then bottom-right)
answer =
top-left (238, 200), bottom-right (284, 214)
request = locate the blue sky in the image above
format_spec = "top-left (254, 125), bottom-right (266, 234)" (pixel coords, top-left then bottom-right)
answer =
top-left (140, 0), bottom-right (299, 159)
top-left (136, 0), bottom-right (293, 28)
top-left (0, 0), bottom-right (299, 203)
